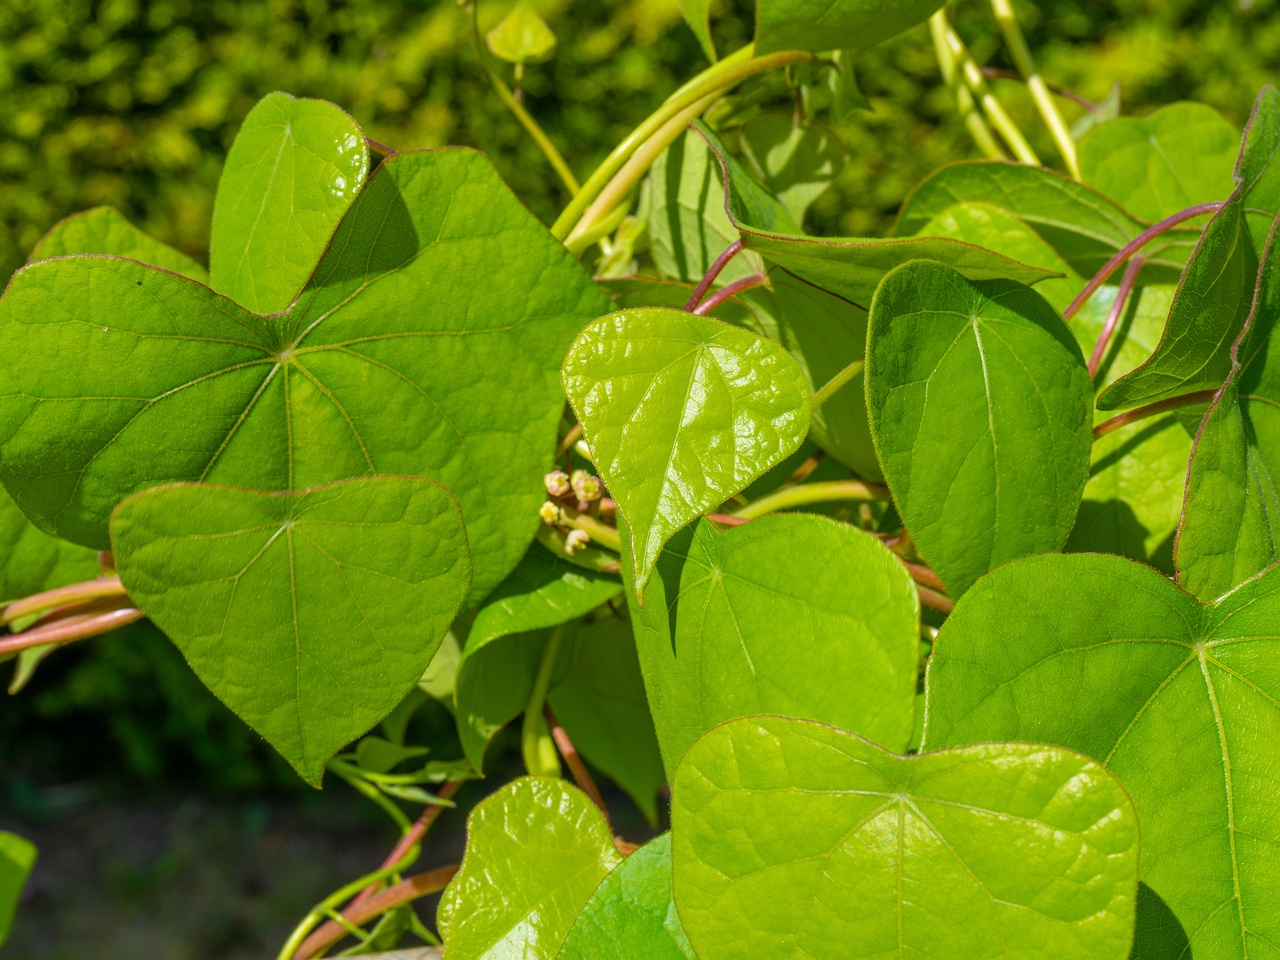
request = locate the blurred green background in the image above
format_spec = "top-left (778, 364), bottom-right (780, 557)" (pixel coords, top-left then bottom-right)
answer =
top-left (0, 0), bottom-right (1276, 956)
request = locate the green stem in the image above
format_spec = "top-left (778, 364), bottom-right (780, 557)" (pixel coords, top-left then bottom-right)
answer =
top-left (564, 200), bottom-right (629, 258)
top-left (1092, 390), bottom-right (1218, 440)
top-left (989, 0), bottom-right (1080, 178)
top-left (551, 44), bottom-right (814, 240)
top-left (810, 358), bottom-right (865, 412)
top-left (522, 624), bottom-right (568, 776)
top-left (929, 12), bottom-right (1006, 160)
top-left (557, 504), bottom-right (623, 553)
top-left (731, 480), bottom-right (890, 521)
top-left (328, 760), bottom-right (412, 833)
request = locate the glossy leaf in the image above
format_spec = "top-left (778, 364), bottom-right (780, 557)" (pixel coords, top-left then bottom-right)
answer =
top-left (679, 0), bottom-right (715, 62)
top-left (625, 513), bottom-right (919, 778)
top-left (739, 115), bottom-right (847, 226)
top-left (29, 206), bottom-right (208, 282)
top-left (209, 92), bottom-right (367, 315)
top-left (673, 715), bottom-right (1140, 960)
top-left (0, 832), bottom-right (35, 948)
top-left (924, 553), bottom-right (1280, 960)
top-left (438, 777), bottom-right (621, 960)
top-left (0, 147), bottom-right (610, 603)
top-left (1079, 102), bottom-right (1239, 223)
top-left (563, 307), bottom-right (809, 597)
top-left (486, 0), bottom-right (557, 65)
top-left (755, 0), bottom-right (946, 56)
top-left (110, 477), bottom-right (472, 785)
top-left (866, 260), bottom-right (1093, 598)
top-left (558, 833), bottom-right (693, 960)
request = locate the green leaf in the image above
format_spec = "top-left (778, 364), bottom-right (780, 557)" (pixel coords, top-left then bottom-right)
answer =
top-left (562, 308), bottom-right (810, 597)
top-left (1070, 81), bottom-right (1121, 141)
top-left (558, 833), bottom-right (694, 960)
top-left (548, 612), bottom-right (665, 824)
top-left (419, 628), bottom-right (463, 710)
top-left (672, 715), bottom-right (1140, 960)
top-left (923, 552), bottom-right (1280, 960)
top-left (679, 0), bottom-right (715, 62)
top-left (110, 476), bottom-right (472, 785)
top-left (353, 736), bottom-right (430, 774)
top-left (624, 513), bottom-right (919, 778)
top-left (755, 0), bottom-right (946, 56)
top-left (1078, 102), bottom-right (1239, 223)
top-left (826, 50), bottom-right (870, 123)
top-left (893, 159), bottom-right (1198, 282)
top-left (0, 832), bottom-right (35, 948)
top-left (0, 487), bottom-right (99, 604)
top-left (695, 124), bottom-right (1061, 306)
top-left (438, 776), bottom-right (621, 960)
top-left (29, 206), bottom-right (208, 283)
top-left (0, 147), bottom-right (610, 604)
top-left (209, 92), bottom-right (368, 315)
top-left (486, 0), bottom-right (557, 65)
top-left (866, 260), bottom-right (1093, 598)
top-left (1229, 86), bottom-right (1280, 253)
top-left (739, 115), bottom-right (847, 226)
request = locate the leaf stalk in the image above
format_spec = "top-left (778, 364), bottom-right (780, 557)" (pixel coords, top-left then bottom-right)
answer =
top-left (731, 479), bottom-right (890, 521)
top-left (810, 358), bottom-right (866, 412)
top-left (522, 623), bottom-right (568, 776)
top-left (1092, 389), bottom-right (1218, 440)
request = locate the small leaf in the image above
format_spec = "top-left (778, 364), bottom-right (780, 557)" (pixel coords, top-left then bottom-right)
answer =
top-left (679, 0), bottom-right (716, 62)
top-left (755, 0), bottom-right (946, 56)
top-left (624, 513), bottom-right (919, 777)
top-left (1070, 81), bottom-right (1121, 141)
top-left (110, 477), bottom-right (472, 785)
top-left (673, 716), bottom-right (1140, 960)
top-left (419, 629), bottom-right (462, 709)
top-left (1079, 102), bottom-right (1239, 223)
top-left (438, 777), bottom-right (621, 960)
top-left (562, 308), bottom-right (810, 597)
top-left (210, 92), bottom-right (368, 314)
top-left (29, 206), bottom-right (208, 283)
top-left (866, 260), bottom-right (1093, 598)
top-left (486, 0), bottom-right (557, 65)
top-left (739, 115), bottom-right (847, 226)
top-left (826, 50), bottom-right (870, 123)
top-left (0, 832), bottom-right (35, 948)
top-left (353, 736), bottom-right (430, 774)
top-left (924, 552), bottom-right (1280, 960)
top-left (558, 833), bottom-right (694, 960)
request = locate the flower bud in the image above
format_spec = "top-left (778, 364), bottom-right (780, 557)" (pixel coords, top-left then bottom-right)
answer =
top-left (564, 529), bottom-right (591, 554)
top-left (570, 468), bottom-right (603, 502)
top-left (544, 470), bottom-right (571, 497)
top-left (539, 501), bottom-right (561, 525)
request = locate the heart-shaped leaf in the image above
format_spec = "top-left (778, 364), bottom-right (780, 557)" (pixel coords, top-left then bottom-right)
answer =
top-left (923, 552), bottom-right (1280, 959)
top-left (672, 715), bottom-right (1140, 960)
top-left (210, 92), bottom-right (367, 314)
top-left (486, 0), bottom-right (557, 65)
top-left (1079, 102), bottom-right (1239, 223)
top-left (562, 307), bottom-right (810, 597)
top-left (558, 833), bottom-right (694, 960)
top-left (755, 0), bottom-right (946, 55)
top-left (110, 476), bottom-right (472, 785)
top-left (0, 832), bottom-right (35, 948)
top-left (739, 115), bottom-right (848, 226)
top-left (438, 776), bottom-right (621, 960)
top-left (0, 147), bottom-right (610, 603)
top-left (30, 206), bottom-right (208, 283)
top-left (866, 259), bottom-right (1093, 598)
top-left (624, 513), bottom-right (919, 777)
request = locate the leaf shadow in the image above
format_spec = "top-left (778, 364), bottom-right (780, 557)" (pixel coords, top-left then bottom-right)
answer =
top-left (1131, 881), bottom-right (1192, 959)
top-left (655, 524), bottom-right (698, 655)
top-left (317, 165), bottom-right (422, 286)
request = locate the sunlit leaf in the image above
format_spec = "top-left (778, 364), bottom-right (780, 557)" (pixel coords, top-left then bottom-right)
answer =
top-left (29, 206), bottom-right (208, 282)
top-left (486, 0), bottom-right (557, 65)
top-left (679, 0), bottom-right (715, 62)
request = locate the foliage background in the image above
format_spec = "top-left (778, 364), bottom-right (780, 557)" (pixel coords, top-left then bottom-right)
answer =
top-left (0, 0), bottom-right (1277, 955)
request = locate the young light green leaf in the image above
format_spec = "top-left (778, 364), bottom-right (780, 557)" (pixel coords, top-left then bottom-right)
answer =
top-left (210, 92), bottom-right (367, 314)
top-left (755, 0), bottom-right (946, 56)
top-left (739, 115), bottom-right (847, 226)
top-left (558, 833), bottom-right (694, 960)
top-left (924, 553), bottom-right (1280, 960)
top-left (110, 477), bottom-right (472, 786)
top-left (866, 260), bottom-right (1093, 599)
top-left (673, 715), bottom-right (1139, 960)
top-left (562, 308), bottom-right (810, 597)
top-left (679, 0), bottom-right (715, 62)
top-left (547, 613), bottom-right (665, 824)
top-left (486, 0), bottom-right (557, 65)
top-left (1078, 102), bottom-right (1239, 223)
top-left (0, 832), bottom-right (35, 948)
top-left (624, 513), bottom-right (919, 778)
top-left (0, 147), bottom-right (610, 604)
top-left (29, 206), bottom-right (208, 282)
top-left (438, 776), bottom-right (621, 960)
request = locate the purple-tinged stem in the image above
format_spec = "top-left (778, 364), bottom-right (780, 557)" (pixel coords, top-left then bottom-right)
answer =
top-left (1093, 389), bottom-right (1218, 440)
top-left (1064, 202), bottom-right (1224, 321)
top-left (684, 240), bottom-right (744, 312)
top-left (0, 601), bottom-right (142, 656)
top-left (1088, 255), bottom-right (1145, 378)
top-left (693, 272), bottom-right (768, 315)
top-left (979, 66), bottom-right (1098, 112)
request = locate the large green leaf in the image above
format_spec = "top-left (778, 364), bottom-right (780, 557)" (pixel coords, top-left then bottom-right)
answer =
top-left (672, 715), bottom-right (1140, 960)
top-left (558, 833), bottom-right (694, 960)
top-left (866, 260), bottom-right (1093, 598)
top-left (624, 513), bottom-right (919, 778)
top-left (923, 552), bottom-right (1280, 960)
top-left (562, 307), bottom-right (810, 597)
top-left (755, 0), bottom-right (946, 56)
top-left (438, 777), bottom-right (621, 960)
top-left (693, 124), bottom-right (1060, 307)
top-left (0, 832), bottom-right (35, 948)
top-left (209, 92), bottom-right (367, 314)
top-left (110, 476), bottom-right (472, 785)
top-left (0, 147), bottom-right (610, 603)
top-left (1078, 102), bottom-right (1239, 223)
top-left (739, 115), bottom-right (847, 226)
top-left (1231, 86), bottom-right (1280, 254)
top-left (29, 206), bottom-right (208, 282)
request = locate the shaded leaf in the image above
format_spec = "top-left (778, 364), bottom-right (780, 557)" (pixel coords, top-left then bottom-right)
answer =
top-left (0, 832), bottom-right (35, 948)
top-left (1070, 81), bottom-right (1121, 141)
top-left (486, 0), bottom-right (557, 65)
top-left (29, 206), bottom-right (208, 282)
top-left (755, 0), bottom-right (946, 56)
top-left (739, 114), bottom-right (847, 226)
top-left (353, 736), bottom-right (429, 774)
top-left (679, 0), bottom-right (715, 63)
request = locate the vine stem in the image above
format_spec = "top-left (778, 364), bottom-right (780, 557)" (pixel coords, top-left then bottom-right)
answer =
top-left (522, 624), bottom-right (568, 776)
top-left (810, 359), bottom-right (866, 412)
top-left (1093, 390), bottom-right (1218, 440)
top-left (0, 599), bottom-right (142, 656)
top-left (1064, 202), bottom-right (1224, 321)
top-left (556, 504), bottom-right (623, 553)
top-left (989, 0), bottom-right (1081, 178)
top-left (1088, 255), bottom-right (1145, 378)
top-left (2, 576), bottom-right (127, 625)
top-left (917, 586), bottom-right (954, 614)
top-left (545, 704), bottom-right (609, 824)
top-left (980, 67), bottom-right (1098, 113)
top-left (731, 480), bottom-right (889, 521)
top-left (693, 272), bottom-right (767, 314)
top-left (930, 12), bottom-right (1006, 160)
top-left (684, 241), bottom-right (745, 312)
